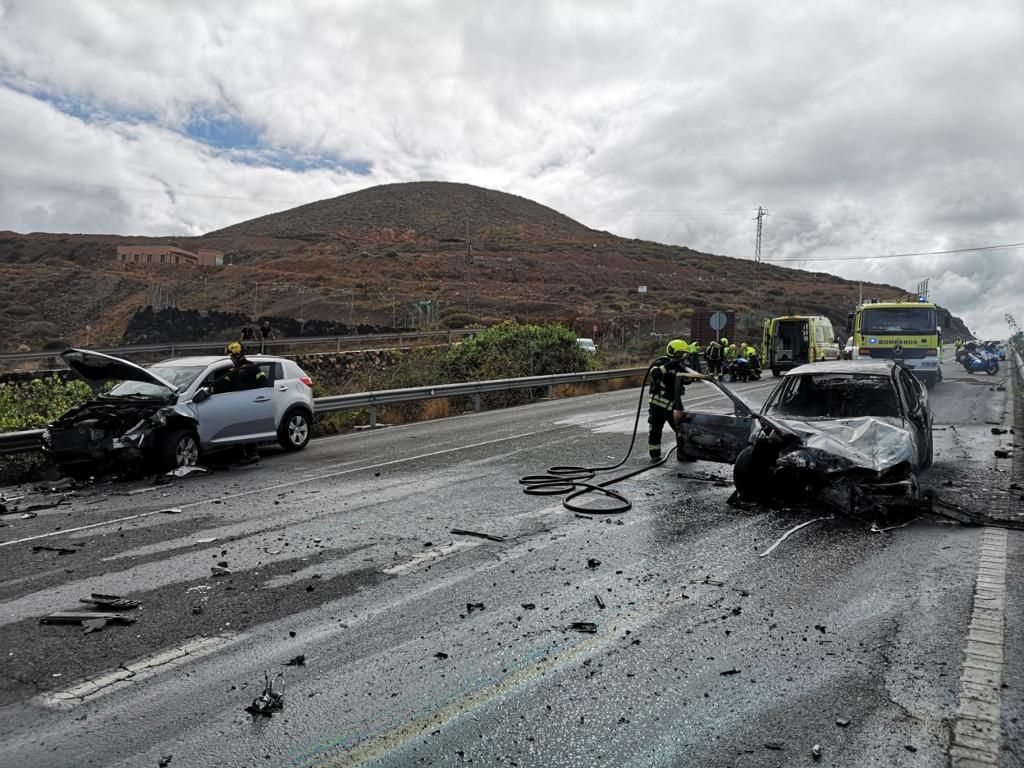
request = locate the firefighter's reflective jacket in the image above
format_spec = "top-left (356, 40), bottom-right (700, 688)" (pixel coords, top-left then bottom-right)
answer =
top-left (648, 358), bottom-right (687, 412)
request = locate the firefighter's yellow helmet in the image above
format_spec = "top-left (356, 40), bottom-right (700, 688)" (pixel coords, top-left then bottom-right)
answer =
top-left (226, 341), bottom-right (244, 356)
top-left (720, 337), bottom-right (728, 345)
top-left (666, 339), bottom-right (687, 357)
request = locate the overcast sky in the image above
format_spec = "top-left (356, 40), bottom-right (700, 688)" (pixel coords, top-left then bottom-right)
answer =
top-left (0, 0), bottom-right (1021, 337)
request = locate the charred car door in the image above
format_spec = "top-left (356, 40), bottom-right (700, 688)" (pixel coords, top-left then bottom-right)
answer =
top-left (675, 384), bottom-right (756, 463)
top-left (193, 364), bottom-right (276, 446)
top-left (894, 366), bottom-right (931, 464)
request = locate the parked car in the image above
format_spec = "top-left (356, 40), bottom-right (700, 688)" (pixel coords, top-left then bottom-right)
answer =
top-left (42, 349), bottom-right (315, 475)
top-left (842, 336), bottom-right (855, 360)
top-left (576, 338), bottom-right (598, 354)
top-left (676, 360), bottom-right (933, 515)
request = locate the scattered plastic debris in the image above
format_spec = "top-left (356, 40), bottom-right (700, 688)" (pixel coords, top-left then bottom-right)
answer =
top-left (703, 576), bottom-right (725, 587)
top-left (812, 744), bottom-right (822, 760)
top-left (450, 528), bottom-right (505, 542)
top-left (995, 449), bottom-right (1012, 458)
top-left (764, 742), bottom-right (784, 750)
top-left (992, 427), bottom-right (1008, 435)
top-left (246, 671), bottom-right (284, 717)
top-left (158, 756), bottom-right (173, 767)
top-left (158, 507), bottom-right (182, 515)
top-left (720, 668), bottom-right (741, 676)
top-left (587, 558), bottom-right (601, 569)
top-left (211, 566), bottom-right (232, 577)
top-left (569, 622), bottom-right (598, 634)
top-left (166, 465), bottom-right (210, 478)
top-left (434, 652), bottom-right (449, 660)
top-left (285, 655), bottom-right (306, 667)
top-left (466, 602), bottom-right (485, 613)
top-left (835, 717), bottom-right (851, 727)
top-left (41, 612), bottom-right (137, 629)
top-left (594, 595), bottom-right (606, 610)
top-left (521, 603), bottom-right (536, 610)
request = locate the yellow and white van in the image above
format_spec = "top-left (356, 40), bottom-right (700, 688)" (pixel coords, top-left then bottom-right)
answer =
top-left (762, 315), bottom-right (841, 376)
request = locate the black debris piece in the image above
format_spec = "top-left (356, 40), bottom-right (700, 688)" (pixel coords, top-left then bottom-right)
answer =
top-left (450, 528), bottom-right (505, 542)
top-left (434, 652), bottom-right (449, 660)
top-left (905, 745), bottom-right (917, 753)
top-left (574, 514), bottom-right (593, 520)
top-left (587, 558), bottom-right (601, 569)
top-left (41, 611), bottom-right (137, 626)
top-left (466, 602), bottom-right (485, 613)
top-left (158, 507), bottom-right (183, 515)
top-left (720, 668), bottom-right (741, 676)
top-left (812, 744), bottom-right (822, 760)
top-left (79, 594), bottom-right (141, 610)
top-left (569, 622), bottom-right (598, 634)
top-left (31, 545), bottom-right (78, 555)
top-left (17, 496), bottom-right (69, 513)
top-left (703, 576), bottom-right (725, 587)
top-left (285, 655), bottom-right (306, 667)
top-left (159, 756), bottom-right (173, 767)
top-left (521, 603), bottom-right (536, 610)
top-left (995, 449), bottom-right (1012, 459)
top-left (992, 427), bottom-right (1008, 435)
top-left (82, 619), bottom-right (107, 634)
top-left (835, 717), bottom-right (851, 727)
top-left (814, 624), bottom-right (827, 633)
top-left (211, 565), bottom-right (232, 577)
top-left (764, 742), bottom-right (784, 750)
top-left (594, 595), bottom-right (606, 610)
top-left (246, 671), bottom-right (284, 717)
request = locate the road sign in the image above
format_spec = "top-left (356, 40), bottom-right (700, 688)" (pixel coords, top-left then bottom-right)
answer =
top-left (709, 311), bottom-right (728, 331)
top-left (638, 286), bottom-right (647, 293)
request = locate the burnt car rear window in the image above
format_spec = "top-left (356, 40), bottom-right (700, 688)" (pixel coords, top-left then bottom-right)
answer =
top-left (767, 373), bottom-right (900, 419)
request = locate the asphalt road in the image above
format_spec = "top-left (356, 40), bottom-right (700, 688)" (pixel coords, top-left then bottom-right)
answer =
top-left (0, 356), bottom-right (1021, 768)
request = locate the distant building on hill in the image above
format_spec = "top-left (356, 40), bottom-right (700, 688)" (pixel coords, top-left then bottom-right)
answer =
top-left (116, 245), bottom-right (224, 267)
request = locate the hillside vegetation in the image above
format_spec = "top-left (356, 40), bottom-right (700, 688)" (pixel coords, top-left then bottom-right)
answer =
top-left (0, 182), bottom-right (970, 351)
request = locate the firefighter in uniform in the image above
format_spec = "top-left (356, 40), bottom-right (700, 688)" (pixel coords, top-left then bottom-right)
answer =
top-left (648, 339), bottom-right (690, 462)
top-left (688, 339), bottom-right (702, 373)
top-left (213, 342), bottom-right (269, 463)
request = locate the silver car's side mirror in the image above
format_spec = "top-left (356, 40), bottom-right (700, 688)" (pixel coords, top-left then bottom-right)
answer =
top-left (193, 388), bottom-right (210, 404)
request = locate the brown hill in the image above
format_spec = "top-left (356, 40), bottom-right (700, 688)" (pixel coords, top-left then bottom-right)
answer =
top-left (0, 182), bottom-right (971, 352)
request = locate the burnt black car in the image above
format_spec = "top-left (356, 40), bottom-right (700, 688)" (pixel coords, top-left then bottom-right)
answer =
top-left (676, 360), bottom-right (934, 515)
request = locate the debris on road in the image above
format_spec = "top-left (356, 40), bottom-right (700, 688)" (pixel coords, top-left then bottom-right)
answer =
top-left (587, 558), bottom-right (601, 569)
top-left (995, 449), bottom-right (1012, 458)
top-left (764, 742), bottom-right (784, 750)
top-left (992, 427), bottom-right (1008, 435)
top-left (450, 528), bottom-right (505, 542)
top-left (285, 655), bottom-right (306, 667)
top-left (835, 717), bottom-right (851, 727)
top-left (812, 744), bottom-right (822, 760)
top-left (569, 622), bottom-right (598, 634)
top-left (434, 652), bottom-right (449, 660)
top-left (246, 671), bottom-right (284, 717)
top-left (158, 756), bottom-right (173, 767)
top-left (521, 603), bottom-right (536, 610)
top-left (41, 612), bottom-right (137, 629)
top-left (719, 668), bottom-right (741, 676)
top-left (211, 565), bottom-right (232, 577)
top-left (466, 602), bottom-right (485, 613)
top-left (79, 594), bottom-right (141, 610)
top-left (31, 545), bottom-right (78, 555)
top-left (758, 517), bottom-right (834, 558)
top-left (166, 465), bottom-right (210, 477)
top-left (594, 595), bottom-right (606, 610)
top-left (158, 507), bottom-right (182, 515)
top-left (703, 576), bottom-right (724, 587)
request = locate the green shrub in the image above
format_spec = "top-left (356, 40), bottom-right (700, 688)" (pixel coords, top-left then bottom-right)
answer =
top-left (0, 376), bottom-right (92, 431)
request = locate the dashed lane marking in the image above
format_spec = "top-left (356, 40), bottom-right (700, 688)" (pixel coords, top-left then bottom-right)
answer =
top-left (951, 528), bottom-right (1008, 767)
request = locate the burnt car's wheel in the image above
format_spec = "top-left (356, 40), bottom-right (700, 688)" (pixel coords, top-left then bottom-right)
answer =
top-left (278, 408), bottom-right (312, 451)
top-left (733, 445), bottom-right (772, 500)
top-left (160, 427), bottom-right (200, 470)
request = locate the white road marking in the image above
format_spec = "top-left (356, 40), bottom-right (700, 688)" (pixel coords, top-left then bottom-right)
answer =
top-left (380, 540), bottom-right (483, 575)
top-left (951, 528), bottom-right (1008, 766)
top-left (36, 634), bottom-right (236, 710)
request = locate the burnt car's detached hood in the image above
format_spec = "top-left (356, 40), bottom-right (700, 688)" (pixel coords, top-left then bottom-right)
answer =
top-left (773, 416), bottom-right (915, 474)
top-left (61, 348), bottom-right (178, 393)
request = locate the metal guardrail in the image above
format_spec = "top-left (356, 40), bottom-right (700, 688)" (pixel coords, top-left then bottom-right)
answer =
top-left (0, 328), bottom-right (482, 364)
top-left (0, 367), bottom-right (647, 456)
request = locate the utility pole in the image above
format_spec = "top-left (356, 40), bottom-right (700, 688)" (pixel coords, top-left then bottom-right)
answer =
top-left (465, 217), bottom-right (473, 312)
top-left (753, 206), bottom-right (768, 302)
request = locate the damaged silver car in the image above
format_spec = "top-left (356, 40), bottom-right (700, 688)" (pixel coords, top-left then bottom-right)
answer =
top-left (42, 349), bottom-right (315, 475)
top-left (677, 360), bottom-right (933, 515)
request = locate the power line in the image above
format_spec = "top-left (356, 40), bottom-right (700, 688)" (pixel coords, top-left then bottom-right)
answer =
top-left (762, 242), bottom-right (1024, 263)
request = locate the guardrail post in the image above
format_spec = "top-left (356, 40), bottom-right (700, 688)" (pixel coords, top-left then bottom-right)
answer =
top-left (474, 394), bottom-right (481, 412)
top-left (337, 337), bottom-right (341, 353)
top-left (547, 384), bottom-right (555, 398)
top-left (170, 343), bottom-right (175, 357)
top-left (369, 406), bottom-right (377, 428)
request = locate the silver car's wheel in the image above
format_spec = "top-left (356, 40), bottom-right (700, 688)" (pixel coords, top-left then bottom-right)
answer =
top-left (278, 408), bottom-right (311, 451)
top-left (176, 434), bottom-right (200, 466)
top-left (159, 427), bottom-right (200, 470)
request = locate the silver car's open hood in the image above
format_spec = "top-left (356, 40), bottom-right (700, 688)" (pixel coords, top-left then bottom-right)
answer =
top-left (61, 348), bottom-right (179, 394)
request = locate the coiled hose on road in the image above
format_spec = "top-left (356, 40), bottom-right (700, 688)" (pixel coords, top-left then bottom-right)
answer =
top-left (518, 357), bottom-right (680, 514)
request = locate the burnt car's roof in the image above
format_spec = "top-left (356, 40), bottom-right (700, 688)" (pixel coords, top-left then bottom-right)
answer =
top-left (783, 360), bottom-right (898, 376)
top-left (62, 349), bottom-right (179, 392)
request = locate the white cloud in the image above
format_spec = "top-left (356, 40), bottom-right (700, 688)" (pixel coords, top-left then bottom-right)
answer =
top-left (0, 0), bottom-right (1021, 336)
